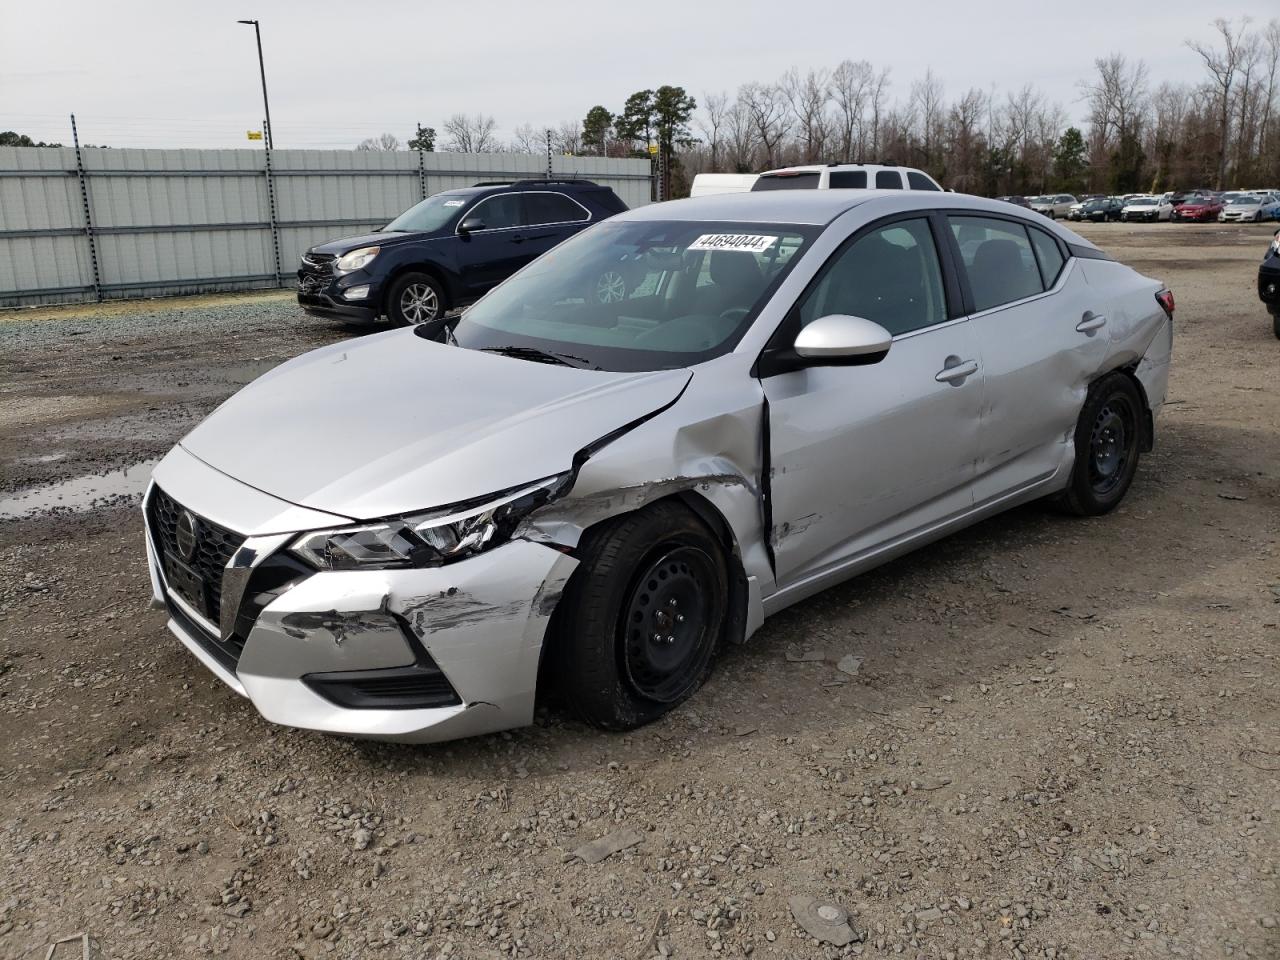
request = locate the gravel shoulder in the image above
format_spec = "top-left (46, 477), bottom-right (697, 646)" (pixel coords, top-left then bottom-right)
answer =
top-left (1, 223), bottom-right (1277, 960)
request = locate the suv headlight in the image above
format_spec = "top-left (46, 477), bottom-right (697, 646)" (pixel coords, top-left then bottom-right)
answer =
top-left (289, 475), bottom-right (567, 570)
top-left (335, 246), bottom-right (380, 274)
top-left (1272, 231), bottom-right (1280, 257)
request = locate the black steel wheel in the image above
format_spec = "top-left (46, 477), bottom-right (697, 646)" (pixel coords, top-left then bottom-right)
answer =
top-left (551, 501), bottom-right (729, 730)
top-left (620, 545), bottom-right (720, 704)
top-left (1057, 372), bottom-right (1143, 516)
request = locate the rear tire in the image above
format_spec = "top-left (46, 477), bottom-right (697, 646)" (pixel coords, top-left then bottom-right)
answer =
top-left (1057, 373), bottom-right (1143, 516)
top-left (551, 502), bottom-right (728, 731)
top-left (386, 272), bottom-right (445, 326)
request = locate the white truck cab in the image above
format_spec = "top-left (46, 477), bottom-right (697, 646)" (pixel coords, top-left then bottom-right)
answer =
top-left (752, 163), bottom-right (943, 192)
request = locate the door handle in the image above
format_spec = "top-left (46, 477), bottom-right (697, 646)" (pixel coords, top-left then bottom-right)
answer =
top-left (1076, 312), bottom-right (1107, 333)
top-left (935, 358), bottom-right (979, 383)
top-left (509, 233), bottom-right (526, 244)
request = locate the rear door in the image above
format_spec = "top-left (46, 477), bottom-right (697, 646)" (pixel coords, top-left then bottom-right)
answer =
top-left (762, 214), bottom-right (984, 587)
top-left (519, 192), bottom-right (592, 260)
top-left (455, 193), bottom-right (528, 295)
top-left (945, 214), bottom-right (1108, 503)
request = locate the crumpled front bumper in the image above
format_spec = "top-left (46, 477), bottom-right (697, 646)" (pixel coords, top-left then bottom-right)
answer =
top-left (144, 451), bottom-right (578, 743)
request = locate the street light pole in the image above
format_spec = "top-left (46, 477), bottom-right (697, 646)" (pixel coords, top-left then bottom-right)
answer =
top-left (237, 19), bottom-right (273, 149)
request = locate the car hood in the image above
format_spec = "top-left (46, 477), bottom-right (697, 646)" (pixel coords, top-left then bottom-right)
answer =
top-left (308, 231), bottom-right (430, 255)
top-left (180, 331), bottom-right (692, 521)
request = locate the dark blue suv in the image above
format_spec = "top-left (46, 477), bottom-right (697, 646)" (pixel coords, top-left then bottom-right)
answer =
top-left (297, 179), bottom-right (628, 325)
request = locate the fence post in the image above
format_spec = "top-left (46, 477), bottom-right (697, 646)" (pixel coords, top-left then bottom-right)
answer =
top-left (262, 117), bottom-right (282, 287)
top-left (546, 129), bottom-right (553, 179)
top-left (417, 137), bottom-right (427, 200)
top-left (70, 114), bottom-right (102, 302)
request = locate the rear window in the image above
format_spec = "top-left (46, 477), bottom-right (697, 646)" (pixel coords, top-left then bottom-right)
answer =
top-left (907, 171), bottom-right (940, 191)
top-left (1028, 227), bottom-right (1065, 287)
top-left (875, 170), bottom-right (903, 189)
top-left (751, 172), bottom-right (821, 191)
top-left (828, 170), bottom-right (868, 189)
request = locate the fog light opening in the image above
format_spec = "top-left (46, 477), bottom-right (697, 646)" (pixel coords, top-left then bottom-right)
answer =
top-left (344, 285), bottom-right (370, 301)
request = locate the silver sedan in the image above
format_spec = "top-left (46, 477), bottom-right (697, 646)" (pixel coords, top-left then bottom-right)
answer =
top-left (143, 191), bottom-right (1174, 742)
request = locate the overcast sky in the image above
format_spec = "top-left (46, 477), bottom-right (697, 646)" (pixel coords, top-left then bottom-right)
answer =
top-left (3, 0), bottom-right (1275, 151)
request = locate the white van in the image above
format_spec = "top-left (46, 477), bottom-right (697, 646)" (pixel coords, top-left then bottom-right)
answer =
top-left (689, 173), bottom-right (760, 197)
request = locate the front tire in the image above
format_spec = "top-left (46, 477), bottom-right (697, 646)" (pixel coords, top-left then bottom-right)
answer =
top-left (1058, 373), bottom-right (1143, 516)
top-left (1272, 311), bottom-right (1280, 340)
top-left (386, 272), bottom-right (445, 326)
top-left (551, 502), bottom-right (728, 731)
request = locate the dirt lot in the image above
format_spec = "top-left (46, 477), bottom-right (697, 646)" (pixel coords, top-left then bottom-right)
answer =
top-left (1, 223), bottom-right (1277, 960)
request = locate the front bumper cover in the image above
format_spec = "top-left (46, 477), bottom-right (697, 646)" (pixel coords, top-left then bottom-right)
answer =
top-left (144, 457), bottom-right (579, 743)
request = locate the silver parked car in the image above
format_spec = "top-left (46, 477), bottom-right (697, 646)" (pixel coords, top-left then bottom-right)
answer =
top-left (144, 191), bottom-right (1175, 742)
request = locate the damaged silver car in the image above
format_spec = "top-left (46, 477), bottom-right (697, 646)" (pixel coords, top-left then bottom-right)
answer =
top-left (144, 191), bottom-right (1174, 742)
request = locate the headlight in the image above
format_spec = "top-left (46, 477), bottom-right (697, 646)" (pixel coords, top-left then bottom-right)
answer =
top-left (1271, 232), bottom-right (1280, 256)
top-left (335, 246), bottom-right (380, 273)
top-left (289, 475), bottom-right (568, 570)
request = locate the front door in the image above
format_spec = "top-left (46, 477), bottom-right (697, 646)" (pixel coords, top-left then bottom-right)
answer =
top-left (455, 193), bottom-right (528, 296)
top-left (762, 216), bottom-right (984, 588)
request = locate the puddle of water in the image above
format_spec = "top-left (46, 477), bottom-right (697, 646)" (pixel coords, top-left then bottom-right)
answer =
top-left (220, 357), bottom-right (284, 385)
top-left (0, 459), bottom-right (160, 521)
top-left (17, 451), bottom-right (69, 465)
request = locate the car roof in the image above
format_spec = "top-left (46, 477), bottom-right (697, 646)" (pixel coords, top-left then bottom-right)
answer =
top-left (614, 190), bottom-right (1079, 228)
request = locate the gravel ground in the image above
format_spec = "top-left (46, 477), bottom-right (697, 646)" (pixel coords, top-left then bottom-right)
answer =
top-left (0, 223), bottom-right (1278, 960)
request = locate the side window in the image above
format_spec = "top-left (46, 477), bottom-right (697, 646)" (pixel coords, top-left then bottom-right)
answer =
top-left (948, 216), bottom-right (1043, 312)
top-left (1028, 227), bottom-right (1065, 288)
top-left (874, 170), bottom-right (903, 189)
top-left (467, 194), bottom-right (523, 230)
top-left (523, 192), bottom-right (590, 226)
top-left (797, 217), bottom-right (947, 337)
top-left (907, 171), bottom-right (940, 191)
top-left (829, 170), bottom-right (867, 189)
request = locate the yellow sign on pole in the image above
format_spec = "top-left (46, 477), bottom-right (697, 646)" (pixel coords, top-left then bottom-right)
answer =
top-left (247, 130), bottom-right (263, 141)
top-left (647, 143), bottom-right (659, 155)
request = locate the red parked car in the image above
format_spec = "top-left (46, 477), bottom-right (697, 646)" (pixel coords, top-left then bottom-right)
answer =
top-left (1172, 194), bottom-right (1223, 222)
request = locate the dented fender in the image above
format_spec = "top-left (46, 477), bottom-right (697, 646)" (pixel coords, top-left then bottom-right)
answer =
top-left (519, 354), bottom-right (771, 640)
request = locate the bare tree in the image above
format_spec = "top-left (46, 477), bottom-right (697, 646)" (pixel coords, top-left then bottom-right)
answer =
top-left (868, 67), bottom-right (892, 156)
top-left (739, 82), bottom-right (791, 168)
top-left (781, 67), bottom-right (832, 162)
top-left (909, 69), bottom-right (946, 169)
top-left (830, 59), bottom-right (875, 160)
top-left (443, 113), bottom-right (499, 153)
top-left (1259, 20), bottom-right (1280, 162)
top-left (1188, 17), bottom-right (1253, 187)
top-left (724, 96), bottom-right (759, 172)
top-left (355, 132), bottom-right (401, 151)
top-left (696, 91), bottom-right (731, 171)
top-left (553, 121), bottom-right (582, 155)
top-left (509, 123), bottom-right (543, 154)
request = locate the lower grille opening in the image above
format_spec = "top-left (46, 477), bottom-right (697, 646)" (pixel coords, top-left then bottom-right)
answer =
top-left (167, 597), bottom-right (244, 675)
top-left (302, 664), bottom-right (462, 710)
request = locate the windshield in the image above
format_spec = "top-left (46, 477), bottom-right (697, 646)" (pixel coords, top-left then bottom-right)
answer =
top-left (1227, 196), bottom-right (1255, 205)
top-left (443, 220), bottom-right (818, 372)
top-left (751, 172), bottom-right (821, 191)
top-left (1129, 198), bottom-right (1156, 206)
top-left (385, 192), bottom-right (471, 232)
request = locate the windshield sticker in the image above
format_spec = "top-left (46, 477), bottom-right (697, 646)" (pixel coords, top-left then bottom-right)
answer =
top-left (443, 199), bottom-right (465, 207)
top-left (689, 234), bottom-right (778, 253)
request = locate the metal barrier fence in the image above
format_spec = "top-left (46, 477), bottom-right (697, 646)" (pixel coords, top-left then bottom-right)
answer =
top-left (0, 147), bottom-right (653, 307)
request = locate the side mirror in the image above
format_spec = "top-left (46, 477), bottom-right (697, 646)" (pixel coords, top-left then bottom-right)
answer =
top-left (458, 217), bottom-right (485, 234)
top-left (794, 314), bottom-right (893, 363)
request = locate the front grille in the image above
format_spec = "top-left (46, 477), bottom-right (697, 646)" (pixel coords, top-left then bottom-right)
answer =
top-left (147, 487), bottom-right (245, 628)
top-left (301, 252), bottom-right (336, 273)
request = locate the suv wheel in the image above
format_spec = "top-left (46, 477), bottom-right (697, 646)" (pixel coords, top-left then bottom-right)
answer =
top-left (386, 273), bottom-right (445, 326)
top-left (552, 502), bottom-right (727, 731)
top-left (1057, 373), bottom-right (1143, 516)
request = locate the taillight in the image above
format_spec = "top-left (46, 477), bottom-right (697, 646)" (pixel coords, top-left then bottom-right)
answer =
top-left (1155, 289), bottom-right (1175, 318)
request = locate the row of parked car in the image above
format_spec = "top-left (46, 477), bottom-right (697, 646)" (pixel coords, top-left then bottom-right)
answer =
top-left (999, 191), bottom-right (1280, 223)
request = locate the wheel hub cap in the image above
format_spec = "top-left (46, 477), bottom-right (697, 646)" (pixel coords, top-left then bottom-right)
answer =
top-left (1088, 400), bottom-right (1132, 494)
top-left (401, 283), bottom-right (438, 324)
top-left (596, 271), bottom-right (626, 304)
top-left (622, 547), bottom-right (713, 702)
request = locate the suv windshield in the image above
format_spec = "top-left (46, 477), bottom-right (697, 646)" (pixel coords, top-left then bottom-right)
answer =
top-left (442, 220), bottom-right (818, 372)
top-left (751, 172), bottom-right (821, 191)
top-left (385, 192), bottom-right (471, 232)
